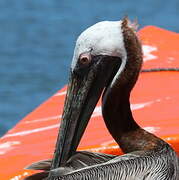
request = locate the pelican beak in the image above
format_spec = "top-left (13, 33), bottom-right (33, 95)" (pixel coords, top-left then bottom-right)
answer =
top-left (52, 56), bottom-right (121, 168)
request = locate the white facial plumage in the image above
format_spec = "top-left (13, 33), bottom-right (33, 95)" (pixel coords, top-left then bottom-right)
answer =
top-left (71, 20), bottom-right (127, 71)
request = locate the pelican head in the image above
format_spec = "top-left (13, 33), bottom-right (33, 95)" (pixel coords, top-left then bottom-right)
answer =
top-left (51, 18), bottom-right (141, 169)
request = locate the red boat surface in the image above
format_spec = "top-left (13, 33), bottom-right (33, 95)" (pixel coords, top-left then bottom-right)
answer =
top-left (1, 26), bottom-right (179, 180)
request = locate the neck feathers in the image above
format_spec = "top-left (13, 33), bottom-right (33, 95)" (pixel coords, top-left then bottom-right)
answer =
top-left (102, 18), bottom-right (163, 154)
top-left (120, 18), bottom-right (143, 89)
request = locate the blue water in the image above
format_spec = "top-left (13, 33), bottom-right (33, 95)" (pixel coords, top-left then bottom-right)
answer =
top-left (0, 0), bottom-right (179, 136)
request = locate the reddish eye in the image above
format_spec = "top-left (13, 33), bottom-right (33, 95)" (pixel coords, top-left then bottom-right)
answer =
top-left (80, 57), bottom-right (89, 64)
top-left (79, 54), bottom-right (91, 65)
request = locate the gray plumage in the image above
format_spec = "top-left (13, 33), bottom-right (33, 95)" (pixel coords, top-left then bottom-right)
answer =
top-left (53, 143), bottom-right (178, 180)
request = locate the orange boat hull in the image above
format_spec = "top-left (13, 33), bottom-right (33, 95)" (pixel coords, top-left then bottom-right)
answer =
top-left (1, 26), bottom-right (179, 179)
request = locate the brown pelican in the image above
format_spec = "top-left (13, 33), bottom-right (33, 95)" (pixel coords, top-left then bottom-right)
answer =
top-left (25, 18), bottom-right (179, 180)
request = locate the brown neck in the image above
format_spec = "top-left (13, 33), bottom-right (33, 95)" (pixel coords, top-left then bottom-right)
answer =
top-left (102, 19), bottom-right (163, 153)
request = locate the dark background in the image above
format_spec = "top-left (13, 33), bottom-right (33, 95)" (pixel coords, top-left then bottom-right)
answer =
top-left (0, 0), bottom-right (179, 136)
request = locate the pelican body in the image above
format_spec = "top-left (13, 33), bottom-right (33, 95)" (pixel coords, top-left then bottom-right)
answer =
top-left (25, 18), bottom-right (179, 180)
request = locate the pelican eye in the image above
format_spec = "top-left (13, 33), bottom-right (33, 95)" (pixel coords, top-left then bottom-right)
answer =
top-left (80, 57), bottom-right (89, 64)
top-left (79, 54), bottom-right (91, 65)
top-left (73, 53), bottom-right (93, 77)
